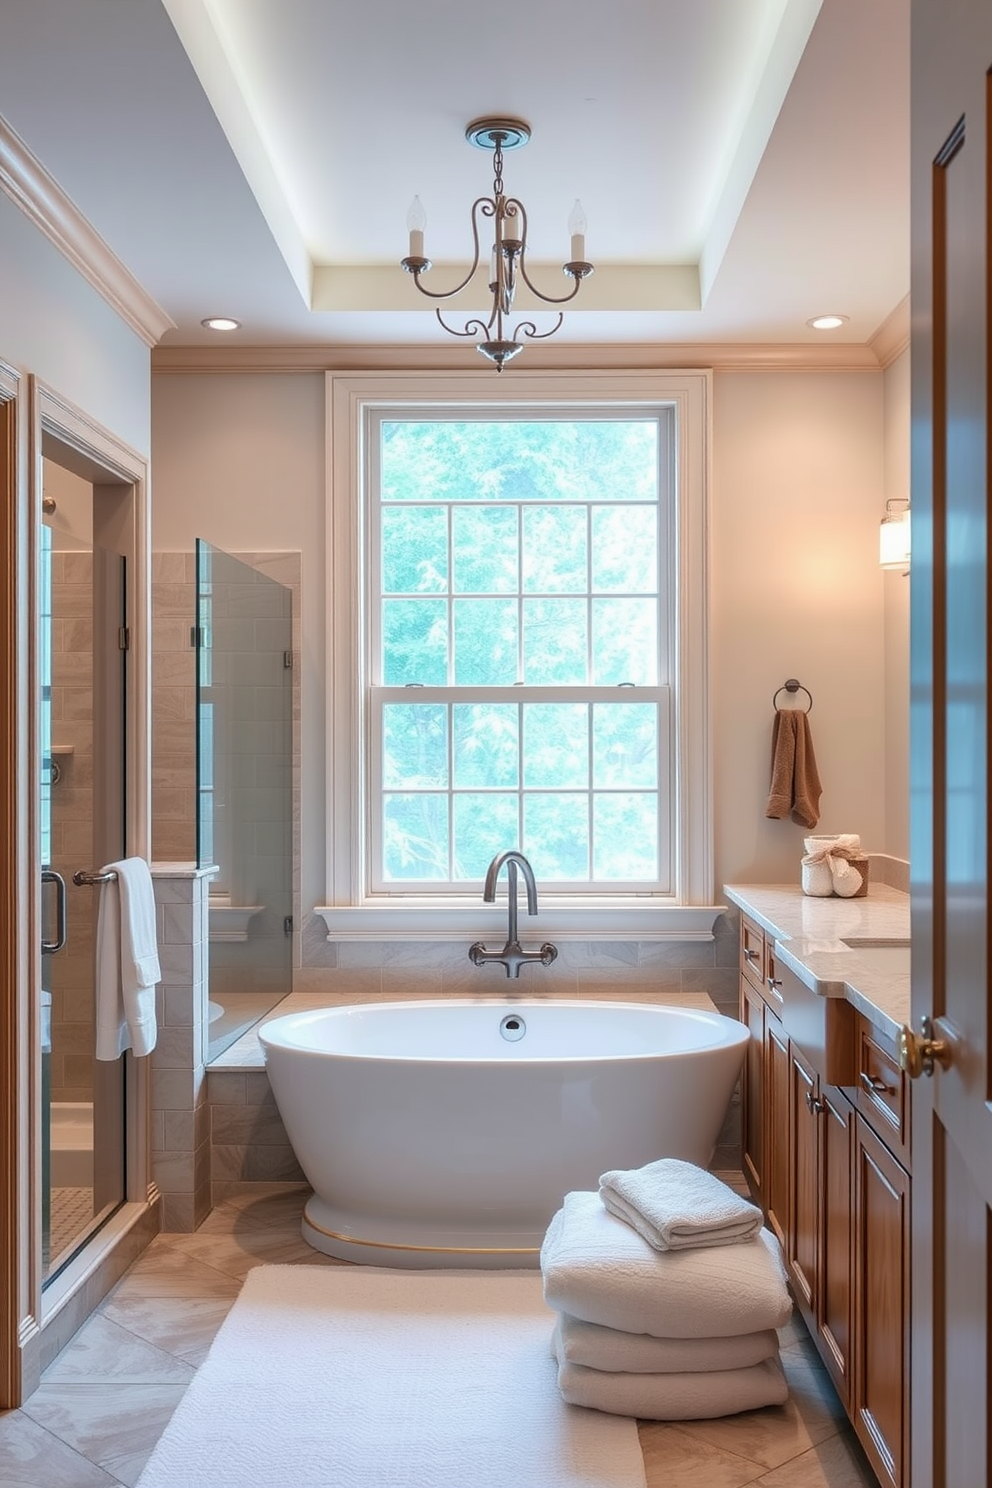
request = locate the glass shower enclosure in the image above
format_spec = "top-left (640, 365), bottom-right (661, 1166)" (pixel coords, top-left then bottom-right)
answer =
top-left (195, 541), bottom-right (294, 1059)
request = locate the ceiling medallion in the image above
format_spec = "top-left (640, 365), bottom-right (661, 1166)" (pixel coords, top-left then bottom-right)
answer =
top-left (400, 115), bottom-right (593, 372)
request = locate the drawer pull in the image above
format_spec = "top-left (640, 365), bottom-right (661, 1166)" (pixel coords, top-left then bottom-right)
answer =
top-left (860, 1070), bottom-right (893, 1096)
top-left (743, 948), bottom-right (760, 966)
top-left (804, 1091), bottom-right (825, 1115)
top-left (766, 976), bottom-right (783, 999)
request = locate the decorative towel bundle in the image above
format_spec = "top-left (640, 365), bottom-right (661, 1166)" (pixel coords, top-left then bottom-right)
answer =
top-left (801, 833), bottom-right (866, 898)
top-left (598, 1157), bottom-right (763, 1252)
top-left (765, 708), bottom-right (822, 829)
top-left (95, 857), bottom-right (161, 1061)
top-left (540, 1188), bottom-right (792, 1420)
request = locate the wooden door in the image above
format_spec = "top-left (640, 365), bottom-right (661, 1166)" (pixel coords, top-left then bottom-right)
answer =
top-left (764, 1012), bottom-right (790, 1249)
top-left (853, 1118), bottom-right (910, 1488)
top-left (910, 3), bottom-right (992, 1481)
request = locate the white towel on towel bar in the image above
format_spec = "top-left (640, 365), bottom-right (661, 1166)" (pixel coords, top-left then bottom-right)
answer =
top-left (541, 1191), bottom-right (792, 1339)
top-left (598, 1157), bottom-right (763, 1251)
top-left (95, 857), bottom-right (161, 1060)
top-left (552, 1314), bottom-right (780, 1374)
top-left (554, 1350), bottom-right (788, 1419)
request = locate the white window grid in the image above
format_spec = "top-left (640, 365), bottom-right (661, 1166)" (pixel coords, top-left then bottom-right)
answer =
top-left (363, 405), bottom-right (678, 896)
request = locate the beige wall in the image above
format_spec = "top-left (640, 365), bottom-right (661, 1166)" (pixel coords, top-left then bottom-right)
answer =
top-left (712, 369), bottom-right (889, 887)
top-left (882, 349), bottom-right (911, 860)
top-left (151, 364), bottom-right (902, 930)
top-left (150, 373), bottom-right (325, 910)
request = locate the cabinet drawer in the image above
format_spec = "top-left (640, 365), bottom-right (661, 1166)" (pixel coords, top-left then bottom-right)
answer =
top-left (856, 1021), bottom-right (909, 1163)
top-left (740, 916), bottom-right (766, 991)
top-left (776, 961), bottom-right (856, 1087)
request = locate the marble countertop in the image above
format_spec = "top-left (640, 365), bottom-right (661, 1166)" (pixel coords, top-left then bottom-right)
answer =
top-left (723, 882), bottom-right (911, 1040)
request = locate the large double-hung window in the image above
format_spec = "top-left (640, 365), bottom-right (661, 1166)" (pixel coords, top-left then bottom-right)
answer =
top-left (325, 372), bottom-right (712, 936)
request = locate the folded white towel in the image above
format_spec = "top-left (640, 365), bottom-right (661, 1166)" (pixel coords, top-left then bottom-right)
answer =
top-left (95, 858), bottom-right (161, 1061)
top-left (541, 1191), bottom-right (791, 1339)
top-left (552, 1314), bottom-right (780, 1374)
top-left (555, 1351), bottom-right (788, 1419)
top-left (598, 1157), bottom-right (763, 1251)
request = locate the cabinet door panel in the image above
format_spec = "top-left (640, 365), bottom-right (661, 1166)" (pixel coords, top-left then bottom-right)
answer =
top-left (741, 977), bottom-right (764, 1204)
top-left (819, 1086), bottom-right (853, 1405)
top-left (854, 1117), bottom-right (910, 1488)
top-left (788, 1044), bottom-right (818, 1312)
top-left (764, 1012), bottom-right (790, 1249)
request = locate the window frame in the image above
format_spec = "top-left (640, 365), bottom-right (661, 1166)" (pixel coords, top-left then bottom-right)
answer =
top-left (322, 369), bottom-right (716, 941)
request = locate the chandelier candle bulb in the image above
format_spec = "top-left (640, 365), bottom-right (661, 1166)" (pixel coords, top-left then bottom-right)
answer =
top-left (406, 196), bottom-right (426, 259)
top-left (568, 199), bottom-right (587, 263)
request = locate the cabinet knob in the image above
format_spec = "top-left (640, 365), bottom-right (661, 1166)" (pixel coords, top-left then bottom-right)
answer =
top-left (897, 1015), bottom-right (951, 1079)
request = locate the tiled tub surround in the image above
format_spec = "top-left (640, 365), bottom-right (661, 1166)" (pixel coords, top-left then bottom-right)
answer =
top-left (150, 865), bottom-right (215, 1233)
top-left (206, 930), bottom-right (746, 1205)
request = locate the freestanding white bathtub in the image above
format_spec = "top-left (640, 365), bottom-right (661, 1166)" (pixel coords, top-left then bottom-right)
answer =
top-left (259, 999), bottom-right (749, 1268)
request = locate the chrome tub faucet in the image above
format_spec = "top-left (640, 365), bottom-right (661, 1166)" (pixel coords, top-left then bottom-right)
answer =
top-left (469, 850), bottom-right (559, 979)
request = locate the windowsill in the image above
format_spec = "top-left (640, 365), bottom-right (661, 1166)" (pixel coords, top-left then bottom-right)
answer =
top-left (314, 900), bottom-right (726, 942)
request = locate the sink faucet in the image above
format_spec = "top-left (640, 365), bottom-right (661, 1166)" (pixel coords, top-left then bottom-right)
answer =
top-left (469, 850), bottom-right (558, 979)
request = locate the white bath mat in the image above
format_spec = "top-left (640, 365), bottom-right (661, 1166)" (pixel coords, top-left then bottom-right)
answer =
top-left (135, 1265), bottom-right (646, 1488)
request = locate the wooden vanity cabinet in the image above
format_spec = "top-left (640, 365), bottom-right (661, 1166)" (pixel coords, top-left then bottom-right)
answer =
top-left (852, 1099), bottom-right (910, 1488)
top-left (737, 914), bottom-right (910, 1487)
top-left (786, 1042), bottom-right (854, 1405)
top-left (740, 977), bottom-right (766, 1203)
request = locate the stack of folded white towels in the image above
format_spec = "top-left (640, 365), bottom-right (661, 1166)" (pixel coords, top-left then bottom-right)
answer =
top-left (540, 1158), bottom-right (793, 1420)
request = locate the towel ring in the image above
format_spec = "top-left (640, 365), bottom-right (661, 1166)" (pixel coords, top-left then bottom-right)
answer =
top-left (772, 678), bottom-right (813, 713)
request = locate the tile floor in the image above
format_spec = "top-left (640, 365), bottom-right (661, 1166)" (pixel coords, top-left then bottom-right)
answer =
top-left (0, 1184), bottom-right (879, 1488)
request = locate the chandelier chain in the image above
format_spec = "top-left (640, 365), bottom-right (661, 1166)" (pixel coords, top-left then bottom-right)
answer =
top-left (492, 135), bottom-right (505, 198)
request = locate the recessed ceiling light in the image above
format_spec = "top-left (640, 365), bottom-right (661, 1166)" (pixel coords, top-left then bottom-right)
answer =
top-left (806, 314), bottom-right (848, 331)
top-left (201, 316), bottom-right (241, 331)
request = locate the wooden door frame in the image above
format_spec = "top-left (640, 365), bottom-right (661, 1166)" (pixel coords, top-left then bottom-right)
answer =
top-left (0, 360), bottom-right (33, 1408)
top-left (0, 370), bottom-right (156, 1408)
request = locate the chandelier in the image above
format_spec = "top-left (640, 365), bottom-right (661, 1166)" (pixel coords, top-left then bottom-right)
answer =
top-left (400, 115), bottom-right (593, 372)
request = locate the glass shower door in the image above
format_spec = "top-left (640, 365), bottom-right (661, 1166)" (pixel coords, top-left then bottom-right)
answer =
top-left (195, 540), bottom-right (293, 1059)
top-left (40, 479), bottom-right (127, 1283)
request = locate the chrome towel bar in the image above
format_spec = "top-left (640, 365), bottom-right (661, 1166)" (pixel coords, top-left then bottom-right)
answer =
top-left (72, 868), bottom-right (118, 885)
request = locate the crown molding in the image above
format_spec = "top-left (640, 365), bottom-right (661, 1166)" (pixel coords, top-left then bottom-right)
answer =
top-left (868, 295), bottom-right (910, 369)
top-left (0, 113), bottom-right (175, 349)
top-left (152, 339), bottom-right (884, 375)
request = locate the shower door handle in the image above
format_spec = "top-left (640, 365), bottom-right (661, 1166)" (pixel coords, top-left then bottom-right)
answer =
top-left (41, 869), bottom-right (67, 954)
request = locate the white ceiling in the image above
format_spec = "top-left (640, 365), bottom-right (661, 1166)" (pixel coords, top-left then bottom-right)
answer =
top-left (0, 0), bottom-right (909, 352)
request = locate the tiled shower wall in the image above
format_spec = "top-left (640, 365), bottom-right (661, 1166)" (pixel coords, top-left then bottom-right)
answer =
top-left (48, 551), bottom-right (95, 1103)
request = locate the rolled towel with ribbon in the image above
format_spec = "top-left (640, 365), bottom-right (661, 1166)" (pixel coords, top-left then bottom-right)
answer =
top-left (801, 834), bottom-right (868, 898)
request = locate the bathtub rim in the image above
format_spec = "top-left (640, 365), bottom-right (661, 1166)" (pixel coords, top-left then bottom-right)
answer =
top-left (257, 996), bottom-right (748, 1065)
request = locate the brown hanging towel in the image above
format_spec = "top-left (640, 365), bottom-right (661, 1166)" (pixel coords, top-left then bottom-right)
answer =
top-left (765, 709), bottom-right (822, 829)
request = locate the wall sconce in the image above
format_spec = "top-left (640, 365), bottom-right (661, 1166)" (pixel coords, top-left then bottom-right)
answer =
top-left (879, 499), bottom-right (911, 574)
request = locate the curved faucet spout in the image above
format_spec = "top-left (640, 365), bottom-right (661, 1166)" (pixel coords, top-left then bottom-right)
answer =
top-left (470, 850), bottom-right (557, 979)
top-left (482, 850), bottom-right (538, 916)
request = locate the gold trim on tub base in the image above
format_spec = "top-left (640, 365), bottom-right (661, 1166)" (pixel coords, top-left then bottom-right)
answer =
top-left (303, 1212), bottom-right (539, 1257)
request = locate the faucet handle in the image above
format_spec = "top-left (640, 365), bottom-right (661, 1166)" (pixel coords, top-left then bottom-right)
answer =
top-left (539, 943), bottom-right (558, 966)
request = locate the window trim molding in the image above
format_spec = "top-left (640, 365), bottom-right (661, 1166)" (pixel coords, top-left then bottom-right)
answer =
top-left (325, 368), bottom-right (713, 933)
